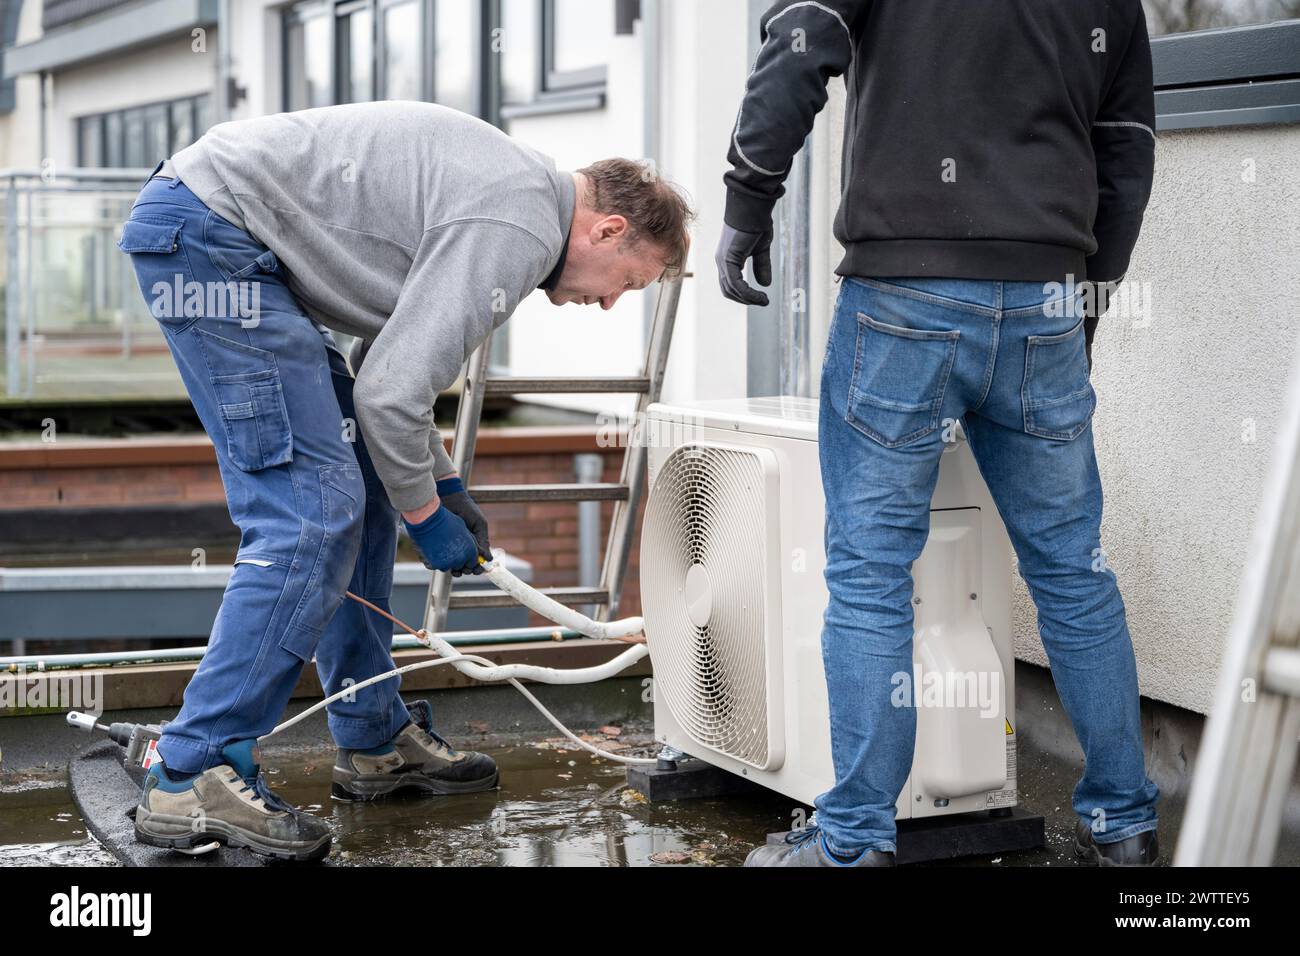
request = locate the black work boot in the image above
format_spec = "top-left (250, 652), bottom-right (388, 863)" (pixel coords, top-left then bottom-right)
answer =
top-left (331, 700), bottom-right (499, 801)
top-left (1074, 820), bottom-right (1160, 866)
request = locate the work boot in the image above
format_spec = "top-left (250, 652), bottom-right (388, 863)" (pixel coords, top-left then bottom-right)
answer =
top-left (1074, 820), bottom-right (1160, 866)
top-left (331, 700), bottom-right (499, 801)
top-left (743, 826), bottom-right (896, 867)
top-left (134, 739), bottom-right (332, 862)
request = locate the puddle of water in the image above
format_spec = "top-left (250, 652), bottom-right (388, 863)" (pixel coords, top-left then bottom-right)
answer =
top-left (0, 739), bottom-right (1160, 866)
top-left (266, 742), bottom-right (793, 867)
top-left (0, 780), bottom-right (118, 867)
top-left (0, 739), bottom-right (814, 867)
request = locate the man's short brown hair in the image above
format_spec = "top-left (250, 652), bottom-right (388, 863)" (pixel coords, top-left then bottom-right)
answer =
top-left (576, 158), bottom-right (694, 279)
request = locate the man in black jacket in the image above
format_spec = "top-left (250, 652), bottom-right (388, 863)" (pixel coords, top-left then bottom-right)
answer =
top-left (720, 1), bottom-right (1160, 867)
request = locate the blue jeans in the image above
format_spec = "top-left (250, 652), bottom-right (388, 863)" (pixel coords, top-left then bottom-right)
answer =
top-left (118, 164), bottom-right (409, 773)
top-left (815, 276), bottom-right (1159, 855)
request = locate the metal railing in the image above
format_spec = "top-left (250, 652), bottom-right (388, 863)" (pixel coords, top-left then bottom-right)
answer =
top-left (0, 166), bottom-right (185, 402)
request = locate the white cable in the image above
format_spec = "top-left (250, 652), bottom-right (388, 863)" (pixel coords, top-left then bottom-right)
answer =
top-left (263, 560), bottom-right (659, 766)
top-left (266, 656), bottom-right (460, 739)
top-left (265, 651), bottom-right (656, 766)
top-left (481, 559), bottom-right (645, 640)
top-left (424, 632), bottom-right (649, 684)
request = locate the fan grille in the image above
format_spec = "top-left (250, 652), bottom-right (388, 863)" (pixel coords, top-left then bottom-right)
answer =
top-left (642, 443), bottom-right (772, 769)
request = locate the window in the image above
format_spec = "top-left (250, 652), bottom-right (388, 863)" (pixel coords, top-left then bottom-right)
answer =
top-left (76, 95), bottom-right (211, 168)
top-left (286, 2), bottom-right (333, 111)
top-left (499, 0), bottom-right (540, 105)
top-left (544, 0), bottom-right (612, 91)
top-left (103, 112), bottom-right (123, 167)
top-left (170, 99), bottom-right (193, 152)
top-left (433, 0), bottom-right (478, 113)
top-left (381, 0), bottom-right (423, 101)
top-left (78, 115), bottom-right (102, 169)
top-left (283, 0), bottom-right (486, 112)
top-left (498, 0), bottom-right (618, 117)
top-left (337, 0), bottom-right (375, 103)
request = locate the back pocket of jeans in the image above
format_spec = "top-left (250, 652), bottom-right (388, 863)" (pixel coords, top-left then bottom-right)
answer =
top-left (117, 214), bottom-right (197, 330)
top-left (846, 312), bottom-right (959, 448)
top-left (1022, 318), bottom-right (1096, 441)
top-left (118, 215), bottom-right (183, 254)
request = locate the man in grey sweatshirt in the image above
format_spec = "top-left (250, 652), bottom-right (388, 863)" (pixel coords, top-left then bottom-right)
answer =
top-left (118, 101), bottom-right (692, 861)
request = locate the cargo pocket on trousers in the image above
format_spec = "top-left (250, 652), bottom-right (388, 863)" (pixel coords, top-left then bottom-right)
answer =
top-left (197, 330), bottom-right (294, 472)
top-left (284, 463), bottom-right (366, 653)
top-left (212, 372), bottom-right (293, 472)
top-left (1022, 318), bottom-right (1097, 441)
top-left (846, 311), bottom-right (960, 448)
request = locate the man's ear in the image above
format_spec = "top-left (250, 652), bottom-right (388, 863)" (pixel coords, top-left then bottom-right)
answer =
top-left (593, 214), bottom-right (630, 244)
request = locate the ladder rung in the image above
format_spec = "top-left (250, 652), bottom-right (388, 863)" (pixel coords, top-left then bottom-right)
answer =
top-left (470, 483), bottom-right (629, 503)
top-left (483, 376), bottom-right (651, 395)
top-left (450, 587), bottom-right (610, 610)
top-left (1262, 647), bottom-right (1300, 696)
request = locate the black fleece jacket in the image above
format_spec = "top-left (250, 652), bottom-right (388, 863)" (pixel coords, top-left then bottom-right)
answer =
top-left (725, 0), bottom-right (1156, 284)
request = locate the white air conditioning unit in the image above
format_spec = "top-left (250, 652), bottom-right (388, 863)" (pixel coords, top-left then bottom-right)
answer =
top-left (640, 396), bottom-right (1018, 821)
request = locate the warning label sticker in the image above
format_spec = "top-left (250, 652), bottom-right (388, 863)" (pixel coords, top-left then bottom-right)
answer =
top-left (985, 735), bottom-right (1018, 809)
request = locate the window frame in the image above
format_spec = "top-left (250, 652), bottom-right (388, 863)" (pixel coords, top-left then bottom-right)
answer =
top-left (283, 0), bottom-right (499, 113)
top-left (75, 94), bottom-right (210, 169)
top-left (1151, 18), bottom-right (1300, 130)
top-left (497, 0), bottom-right (610, 118)
top-left (376, 0), bottom-right (430, 102)
top-left (283, 0), bottom-right (337, 112)
top-left (335, 0), bottom-right (377, 104)
top-left (541, 0), bottom-right (609, 93)
top-left (429, 0), bottom-right (486, 115)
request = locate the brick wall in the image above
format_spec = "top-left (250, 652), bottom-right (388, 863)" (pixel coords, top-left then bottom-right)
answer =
top-left (473, 450), bottom-right (643, 624)
top-left (0, 430), bottom-right (645, 621)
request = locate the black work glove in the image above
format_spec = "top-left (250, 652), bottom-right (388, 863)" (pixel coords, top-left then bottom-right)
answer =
top-left (435, 475), bottom-right (490, 577)
top-left (1078, 277), bottom-right (1121, 378)
top-left (715, 222), bottom-right (773, 307)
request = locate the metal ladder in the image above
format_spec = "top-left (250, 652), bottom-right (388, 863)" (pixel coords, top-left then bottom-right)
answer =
top-left (1175, 342), bottom-right (1300, 866)
top-left (422, 276), bottom-right (684, 635)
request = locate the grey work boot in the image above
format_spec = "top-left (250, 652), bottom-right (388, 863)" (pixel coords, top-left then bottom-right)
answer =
top-left (134, 739), bottom-right (332, 862)
top-left (1074, 820), bottom-right (1160, 866)
top-left (744, 826), bottom-right (896, 867)
top-left (331, 700), bottom-right (499, 801)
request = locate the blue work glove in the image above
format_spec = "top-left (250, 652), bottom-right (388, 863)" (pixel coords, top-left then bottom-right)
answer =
top-left (715, 222), bottom-right (773, 307)
top-left (404, 504), bottom-right (479, 575)
top-left (434, 475), bottom-right (490, 575)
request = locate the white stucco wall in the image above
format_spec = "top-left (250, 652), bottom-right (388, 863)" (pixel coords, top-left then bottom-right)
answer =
top-left (656, 0), bottom-right (751, 407)
top-left (1015, 124), bottom-right (1300, 714)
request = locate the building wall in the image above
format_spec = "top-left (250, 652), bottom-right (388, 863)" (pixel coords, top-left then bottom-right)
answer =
top-left (1025, 123), bottom-right (1300, 714)
top-left (51, 32), bottom-right (213, 166)
top-left (0, 0), bottom-right (45, 167)
top-left (0, 432), bottom-right (646, 623)
top-left (655, 0), bottom-right (750, 406)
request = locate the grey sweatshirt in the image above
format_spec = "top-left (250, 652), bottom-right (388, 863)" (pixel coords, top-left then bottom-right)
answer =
top-left (170, 101), bottom-right (575, 513)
